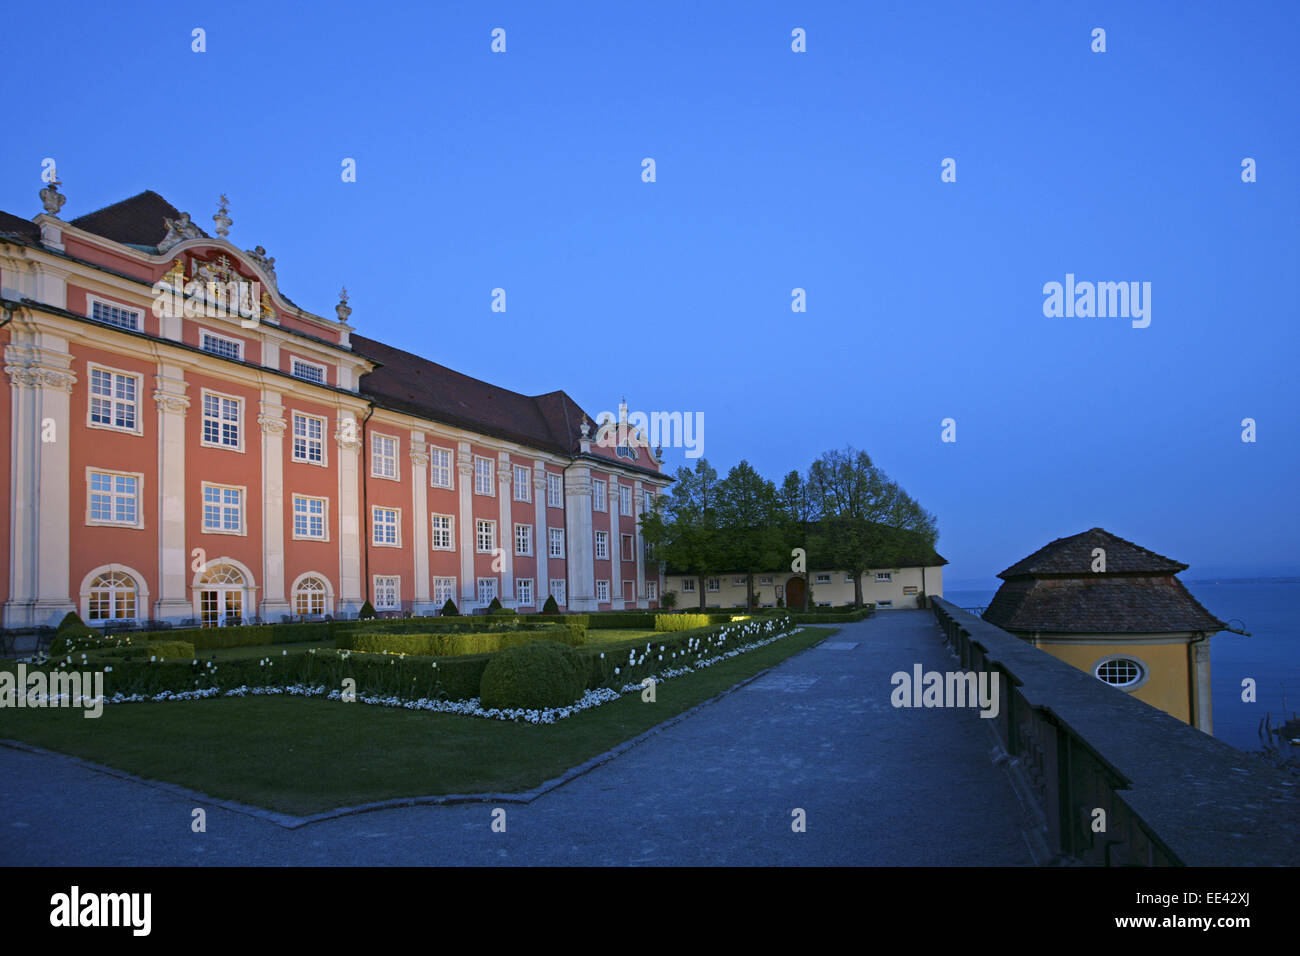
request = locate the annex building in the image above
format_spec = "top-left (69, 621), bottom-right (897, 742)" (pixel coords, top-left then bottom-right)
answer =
top-left (1, 184), bottom-right (671, 628)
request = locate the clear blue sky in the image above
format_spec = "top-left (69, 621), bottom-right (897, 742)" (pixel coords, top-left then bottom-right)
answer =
top-left (4, 1), bottom-right (1297, 587)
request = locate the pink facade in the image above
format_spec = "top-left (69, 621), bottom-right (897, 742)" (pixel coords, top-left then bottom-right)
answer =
top-left (0, 189), bottom-right (670, 627)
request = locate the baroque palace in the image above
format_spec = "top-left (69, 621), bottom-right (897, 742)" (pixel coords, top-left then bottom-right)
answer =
top-left (0, 183), bottom-right (670, 628)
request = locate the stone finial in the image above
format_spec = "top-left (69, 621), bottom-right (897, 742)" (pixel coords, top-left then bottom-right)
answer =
top-left (655, 444), bottom-right (664, 459)
top-left (580, 416), bottom-right (590, 438)
top-left (39, 179), bottom-right (66, 215)
top-left (213, 194), bottom-right (232, 238)
top-left (336, 287), bottom-right (352, 323)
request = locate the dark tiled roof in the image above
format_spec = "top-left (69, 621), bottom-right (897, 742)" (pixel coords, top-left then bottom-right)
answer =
top-left (69, 190), bottom-right (204, 248)
top-left (350, 333), bottom-right (589, 455)
top-left (998, 527), bottom-right (1186, 578)
top-left (983, 575), bottom-right (1226, 634)
top-left (0, 210), bottom-right (39, 243)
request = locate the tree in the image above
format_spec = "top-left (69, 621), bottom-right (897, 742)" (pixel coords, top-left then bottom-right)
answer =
top-left (805, 447), bottom-right (938, 607)
top-left (776, 469), bottom-right (815, 611)
top-left (715, 461), bottom-right (783, 609)
top-left (640, 458), bottom-right (723, 610)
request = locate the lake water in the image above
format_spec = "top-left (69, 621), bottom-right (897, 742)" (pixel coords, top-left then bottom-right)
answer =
top-left (943, 582), bottom-right (1299, 755)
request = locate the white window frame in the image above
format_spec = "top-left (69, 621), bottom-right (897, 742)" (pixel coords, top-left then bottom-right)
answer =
top-left (758, 576), bottom-right (773, 586)
top-left (513, 465), bottom-right (531, 502)
top-left (845, 573), bottom-right (856, 584)
top-left (548, 527), bottom-right (565, 558)
top-left (515, 522), bottom-right (533, 556)
top-left (732, 577), bottom-right (746, 587)
top-left (291, 494), bottom-right (329, 541)
top-left (476, 576), bottom-right (498, 605)
top-left (87, 294), bottom-right (143, 331)
top-left (706, 578), bottom-right (720, 592)
top-left (86, 364), bottom-right (143, 436)
top-left (199, 328), bottom-right (244, 361)
top-left (431, 513), bottom-right (455, 551)
top-left (815, 574), bottom-right (831, 584)
top-left (291, 412), bottom-right (327, 466)
top-left (546, 473), bottom-right (563, 508)
top-left (371, 505), bottom-right (401, 547)
top-left (647, 580), bottom-right (658, 601)
top-left (373, 575), bottom-right (401, 611)
top-left (201, 482), bottom-right (246, 535)
top-left (621, 534), bottom-right (634, 562)
top-left (429, 445), bottom-right (454, 489)
top-left (516, 578), bottom-right (534, 606)
top-left (290, 356), bottom-right (327, 384)
top-left (549, 579), bottom-right (567, 606)
top-left (371, 432), bottom-right (400, 481)
top-left (592, 479), bottom-right (607, 512)
top-left (876, 571), bottom-right (893, 583)
top-left (200, 389), bottom-right (244, 452)
top-left (594, 530), bottom-right (609, 561)
top-left (682, 578), bottom-right (696, 593)
top-left (433, 576), bottom-right (457, 607)
top-left (595, 579), bottom-right (610, 602)
top-left (876, 600), bottom-right (893, 609)
top-left (476, 518), bottom-right (497, 554)
top-left (619, 485), bottom-right (632, 516)
top-left (474, 456), bottom-right (495, 496)
top-left (85, 468), bottom-right (144, 528)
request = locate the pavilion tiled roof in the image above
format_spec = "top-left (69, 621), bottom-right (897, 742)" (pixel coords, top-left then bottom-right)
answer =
top-left (0, 210), bottom-right (40, 243)
top-left (69, 190), bottom-right (203, 248)
top-left (984, 528), bottom-right (1225, 634)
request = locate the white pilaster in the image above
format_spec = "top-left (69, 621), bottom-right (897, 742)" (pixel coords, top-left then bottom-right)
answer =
top-left (457, 442), bottom-right (475, 607)
top-left (258, 396), bottom-right (290, 620)
top-left (533, 461), bottom-right (549, 605)
top-left (335, 412), bottom-right (363, 614)
top-left (608, 475), bottom-right (624, 609)
top-left (634, 479), bottom-right (647, 608)
top-left (563, 465), bottom-right (596, 611)
top-left (497, 451), bottom-right (515, 607)
top-left (153, 367), bottom-right (191, 622)
top-left (409, 436), bottom-right (433, 614)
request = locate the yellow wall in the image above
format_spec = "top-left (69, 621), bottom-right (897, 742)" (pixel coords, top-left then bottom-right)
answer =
top-left (1035, 638), bottom-right (1192, 724)
top-left (664, 565), bottom-right (943, 609)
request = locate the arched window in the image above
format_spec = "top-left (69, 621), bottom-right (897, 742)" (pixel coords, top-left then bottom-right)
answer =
top-left (87, 570), bottom-right (138, 622)
top-left (293, 575), bottom-right (329, 616)
top-left (198, 563), bottom-right (247, 627)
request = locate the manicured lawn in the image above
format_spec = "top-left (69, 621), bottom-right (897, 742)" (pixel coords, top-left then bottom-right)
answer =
top-left (585, 628), bottom-right (659, 645)
top-left (0, 626), bottom-right (836, 815)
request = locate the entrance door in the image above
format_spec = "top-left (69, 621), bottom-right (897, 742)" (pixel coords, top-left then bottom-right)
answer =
top-left (785, 576), bottom-right (806, 609)
top-left (623, 580), bottom-right (635, 603)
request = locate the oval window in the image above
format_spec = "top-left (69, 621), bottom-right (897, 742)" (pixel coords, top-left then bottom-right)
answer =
top-left (1095, 657), bottom-right (1143, 688)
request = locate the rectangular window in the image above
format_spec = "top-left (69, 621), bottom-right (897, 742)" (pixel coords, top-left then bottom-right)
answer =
top-left (292, 413), bottom-right (325, 464)
top-left (647, 581), bottom-right (658, 601)
top-left (549, 579), bottom-right (567, 606)
top-left (477, 577), bottom-right (498, 605)
top-left (429, 446), bottom-right (453, 489)
top-left (201, 391), bottom-right (242, 449)
top-left (706, 578), bottom-right (720, 592)
top-left (372, 506), bottom-right (400, 546)
top-left (845, 573), bottom-right (856, 583)
top-left (546, 473), bottom-right (563, 508)
top-left (513, 465), bottom-right (531, 502)
top-left (758, 576), bottom-right (773, 585)
top-left (89, 297), bottom-right (142, 331)
top-left (619, 486), bottom-right (632, 516)
top-left (291, 357), bottom-right (326, 384)
top-left (594, 530), bottom-right (609, 560)
top-left (202, 483), bottom-right (243, 533)
top-left (732, 577), bottom-right (746, 587)
top-left (433, 576), bottom-right (457, 607)
top-left (515, 523), bottom-right (533, 556)
top-left (87, 470), bottom-right (139, 526)
top-left (875, 571), bottom-right (893, 582)
top-left (88, 366), bottom-right (139, 433)
top-left (596, 580), bottom-right (610, 602)
top-left (592, 479), bottom-right (607, 512)
top-left (371, 433), bottom-right (398, 479)
top-left (374, 575), bottom-right (400, 610)
top-left (622, 534), bottom-right (634, 562)
top-left (548, 528), bottom-right (565, 558)
top-left (431, 514), bottom-right (454, 550)
top-left (815, 574), bottom-right (831, 584)
top-left (476, 518), bottom-right (496, 553)
top-left (474, 456), bottom-right (494, 496)
top-left (516, 578), bottom-right (534, 606)
top-left (292, 494), bottom-right (327, 539)
top-left (876, 600), bottom-right (894, 609)
top-left (200, 329), bottom-right (243, 361)
top-left (643, 490), bottom-right (655, 512)
top-left (682, 579), bottom-right (696, 593)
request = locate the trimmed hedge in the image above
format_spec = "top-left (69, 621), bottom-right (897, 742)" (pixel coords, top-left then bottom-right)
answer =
top-left (478, 641), bottom-right (588, 710)
top-left (655, 612), bottom-right (743, 631)
top-left (585, 612), bottom-right (657, 629)
top-left (336, 627), bottom-right (580, 657)
top-left (85, 641), bottom-right (196, 661)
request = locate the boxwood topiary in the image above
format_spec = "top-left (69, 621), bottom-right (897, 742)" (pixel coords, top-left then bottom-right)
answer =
top-left (478, 640), bottom-right (587, 710)
top-left (440, 598), bottom-right (459, 617)
top-left (358, 600), bottom-right (376, 620)
top-left (541, 594), bottom-right (559, 615)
